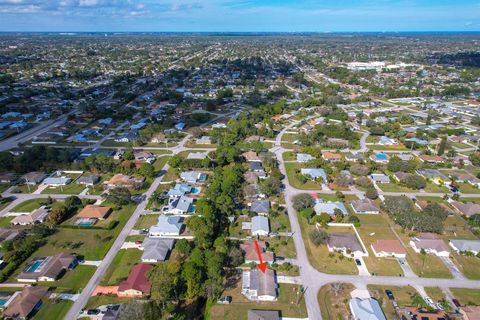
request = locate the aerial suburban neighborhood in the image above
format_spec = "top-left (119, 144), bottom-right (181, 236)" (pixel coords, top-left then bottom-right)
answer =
top-left (0, 7), bottom-right (480, 320)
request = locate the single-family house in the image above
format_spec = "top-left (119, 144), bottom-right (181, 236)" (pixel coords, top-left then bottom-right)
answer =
top-left (21, 171), bottom-right (47, 185)
top-left (187, 151), bottom-right (209, 160)
top-left (105, 174), bottom-right (144, 189)
top-left (349, 298), bottom-right (387, 320)
top-left (17, 253), bottom-right (77, 282)
top-left (133, 151), bottom-right (156, 164)
top-left (415, 168), bottom-right (448, 184)
top-left (393, 172), bottom-right (411, 182)
top-left (301, 168), bottom-right (327, 181)
top-left (11, 206), bottom-right (50, 226)
top-left (251, 216), bottom-right (270, 236)
top-left (167, 196), bottom-right (194, 215)
top-left (379, 136), bottom-right (398, 146)
top-left (141, 238), bottom-right (175, 262)
top-left (3, 286), bottom-right (49, 320)
top-left (180, 171), bottom-right (207, 184)
top-left (241, 269), bottom-right (277, 301)
top-left (371, 240), bottom-right (406, 258)
top-left (240, 240), bottom-right (274, 265)
top-left (77, 205), bottom-right (112, 220)
top-left (322, 151), bottom-right (342, 162)
top-left (456, 173), bottom-right (480, 187)
top-left (115, 131), bottom-right (138, 143)
top-left (314, 201), bottom-right (348, 216)
top-left (149, 215), bottom-right (183, 237)
top-left (250, 200), bottom-right (271, 216)
top-left (195, 136), bottom-right (212, 145)
top-left (418, 155), bottom-right (445, 164)
top-left (327, 233), bottom-right (365, 257)
top-left (409, 234), bottom-right (450, 257)
top-left (43, 176), bottom-right (72, 186)
top-left (345, 153), bottom-right (365, 162)
top-left (450, 201), bottom-right (480, 217)
top-left (449, 239), bottom-right (480, 255)
top-left (76, 175), bottom-right (99, 186)
top-left (117, 264), bottom-right (153, 298)
top-left (249, 162), bottom-right (264, 173)
top-left (167, 183), bottom-right (192, 198)
top-left (350, 199), bottom-right (380, 214)
top-left (296, 153), bottom-right (315, 163)
top-left (0, 229), bottom-right (25, 245)
top-left (370, 173), bottom-right (390, 184)
top-left (243, 151), bottom-right (261, 162)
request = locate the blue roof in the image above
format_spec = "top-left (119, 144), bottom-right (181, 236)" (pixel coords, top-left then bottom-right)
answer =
top-left (175, 122), bottom-right (186, 130)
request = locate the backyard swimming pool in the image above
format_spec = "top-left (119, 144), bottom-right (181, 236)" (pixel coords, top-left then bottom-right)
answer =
top-left (375, 153), bottom-right (388, 160)
top-left (25, 260), bottom-right (44, 273)
top-left (191, 187), bottom-right (201, 194)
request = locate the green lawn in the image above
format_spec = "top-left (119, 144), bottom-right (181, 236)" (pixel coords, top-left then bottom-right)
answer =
top-left (134, 214), bottom-right (159, 229)
top-left (378, 183), bottom-right (416, 193)
top-left (85, 295), bottom-right (129, 309)
top-left (207, 283), bottom-right (307, 320)
top-left (356, 214), bottom-right (404, 277)
top-left (425, 287), bottom-right (446, 302)
top-left (299, 216), bottom-right (358, 275)
top-left (282, 151), bottom-right (296, 161)
top-left (405, 248), bottom-right (452, 278)
top-left (458, 183), bottom-right (480, 194)
top-left (163, 167), bottom-right (179, 182)
top-left (41, 183), bottom-right (86, 195)
top-left (267, 237), bottom-right (296, 259)
top-left (12, 199), bottom-right (49, 212)
top-left (0, 216), bottom-right (14, 227)
top-left (285, 163), bottom-right (322, 190)
top-left (450, 254), bottom-right (480, 280)
top-left (368, 285), bottom-right (418, 319)
top-left (11, 184), bottom-right (38, 194)
top-left (270, 212), bottom-right (291, 233)
top-left (38, 265), bottom-right (96, 293)
top-left (101, 249), bottom-right (142, 286)
top-left (34, 299), bottom-right (73, 320)
top-left (153, 156), bottom-right (171, 172)
top-left (318, 283), bottom-right (354, 320)
top-left (450, 288), bottom-right (480, 306)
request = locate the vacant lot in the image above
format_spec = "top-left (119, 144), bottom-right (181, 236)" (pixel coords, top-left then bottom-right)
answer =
top-left (101, 249), bottom-right (142, 286)
top-left (207, 279), bottom-right (307, 320)
top-left (450, 288), bottom-right (480, 306)
top-left (318, 283), bottom-right (354, 320)
top-left (368, 285), bottom-right (418, 319)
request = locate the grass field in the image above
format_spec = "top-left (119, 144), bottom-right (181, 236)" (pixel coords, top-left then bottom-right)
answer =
top-left (299, 216), bottom-right (358, 275)
top-left (34, 299), bottom-right (73, 320)
top-left (38, 265), bottom-right (96, 293)
top-left (318, 283), bottom-right (354, 320)
top-left (41, 183), bottom-right (86, 195)
top-left (368, 285), bottom-right (418, 319)
top-left (284, 163), bottom-right (322, 190)
top-left (134, 214), bottom-right (159, 229)
top-left (267, 237), bottom-right (296, 259)
top-left (153, 156), bottom-right (171, 173)
top-left (425, 287), bottom-right (446, 302)
top-left (11, 198), bottom-right (48, 212)
top-left (207, 281), bottom-right (307, 320)
top-left (450, 254), bottom-right (480, 280)
top-left (101, 249), bottom-right (142, 286)
top-left (404, 248), bottom-right (452, 278)
top-left (356, 214), bottom-right (404, 276)
top-left (450, 288), bottom-right (480, 306)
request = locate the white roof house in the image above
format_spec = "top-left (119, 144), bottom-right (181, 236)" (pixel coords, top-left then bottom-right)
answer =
top-left (410, 234), bottom-right (450, 257)
top-left (149, 216), bottom-right (183, 237)
top-left (349, 298), bottom-right (387, 320)
top-left (180, 171), bottom-right (206, 184)
top-left (314, 201), bottom-right (348, 216)
top-left (301, 168), bottom-right (327, 181)
top-left (251, 216), bottom-right (270, 236)
top-left (167, 196), bottom-right (194, 215)
top-left (449, 239), bottom-right (480, 255)
top-left (43, 177), bottom-right (72, 186)
top-left (296, 153), bottom-right (315, 163)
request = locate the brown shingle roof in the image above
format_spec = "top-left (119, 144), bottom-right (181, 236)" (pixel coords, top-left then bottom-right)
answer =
top-left (3, 286), bottom-right (48, 319)
top-left (77, 205), bottom-right (112, 219)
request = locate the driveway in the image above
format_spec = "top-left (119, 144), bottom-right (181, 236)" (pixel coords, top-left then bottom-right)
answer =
top-left (439, 256), bottom-right (465, 280)
top-left (396, 258), bottom-right (417, 278)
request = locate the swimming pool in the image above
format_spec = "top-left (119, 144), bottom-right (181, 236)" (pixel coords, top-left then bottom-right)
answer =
top-left (0, 299), bottom-right (7, 307)
top-left (191, 187), bottom-right (201, 194)
top-left (375, 153), bottom-right (388, 160)
top-left (25, 260), bottom-right (43, 273)
top-left (188, 205), bottom-right (196, 213)
top-left (78, 221), bottom-right (95, 227)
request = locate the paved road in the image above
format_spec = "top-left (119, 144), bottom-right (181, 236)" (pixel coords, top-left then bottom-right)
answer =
top-left (270, 126), bottom-right (480, 319)
top-left (0, 114), bottom-right (70, 152)
top-left (64, 162), bottom-right (171, 319)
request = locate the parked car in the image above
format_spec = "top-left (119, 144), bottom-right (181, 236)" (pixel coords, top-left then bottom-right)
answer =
top-left (452, 299), bottom-right (461, 308)
top-left (355, 259), bottom-right (361, 266)
top-left (385, 289), bottom-right (395, 300)
top-left (87, 309), bottom-right (100, 315)
top-left (436, 303), bottom-right (444, 311)
top-left (217, 296), bottom-right (232, 304)
top-left (424, 296), bottom-right (435, 307)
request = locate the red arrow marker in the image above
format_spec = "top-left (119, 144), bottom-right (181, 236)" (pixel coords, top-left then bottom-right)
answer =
top-left (254, 240), bottom-right (267, 273)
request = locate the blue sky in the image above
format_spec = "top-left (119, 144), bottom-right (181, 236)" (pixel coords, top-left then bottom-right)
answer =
top-left (0, 0), bottom-right (479, 32)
